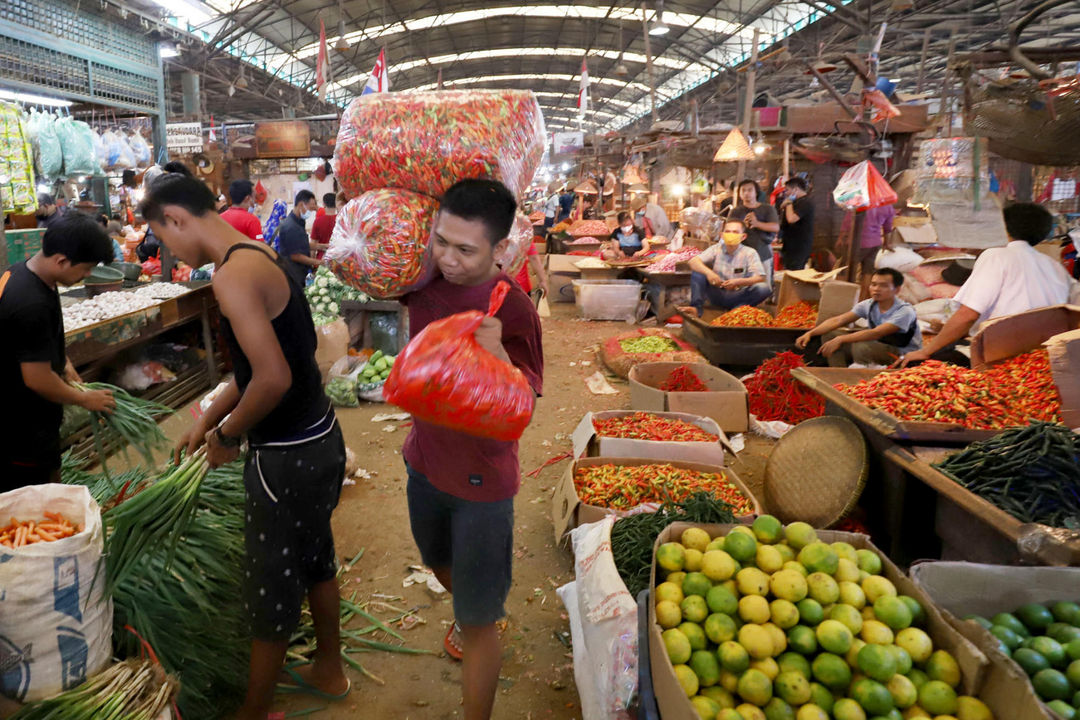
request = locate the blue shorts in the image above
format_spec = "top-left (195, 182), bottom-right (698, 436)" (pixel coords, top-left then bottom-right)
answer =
top-left (405, 464), bottom-right (514, 626)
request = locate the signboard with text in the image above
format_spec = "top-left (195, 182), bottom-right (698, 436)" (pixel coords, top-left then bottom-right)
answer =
top-left (254, 121), bottom-right (311, 158)
top-left (166, 122), bottom-right (203, 153)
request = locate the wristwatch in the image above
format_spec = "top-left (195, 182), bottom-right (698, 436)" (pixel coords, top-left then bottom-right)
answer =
top-left (215, 426), bottom-right (242, 448)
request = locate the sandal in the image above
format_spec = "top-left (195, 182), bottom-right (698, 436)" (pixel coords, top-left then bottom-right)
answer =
top-left (276, 666), bottom-right (352, 701)
top-left (443, 623), bottom-right (463, 662)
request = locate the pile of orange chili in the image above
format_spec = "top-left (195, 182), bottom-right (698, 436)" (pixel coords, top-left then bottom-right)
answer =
top-left (710, 306), bottom-right (775, 327)
top-left (592, 412), bottom-right (718, 442)
top-left (574, 463), bottom-right (753, 513)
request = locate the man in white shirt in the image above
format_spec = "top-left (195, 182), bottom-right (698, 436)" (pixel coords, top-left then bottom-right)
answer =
top-left (900, 203), bottom-right (1076, 366)
top-left (686, 218), bottom-right (771, 317)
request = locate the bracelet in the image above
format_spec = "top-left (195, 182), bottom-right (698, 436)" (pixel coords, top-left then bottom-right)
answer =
top-left (215, 426), bottom-right (242, 448)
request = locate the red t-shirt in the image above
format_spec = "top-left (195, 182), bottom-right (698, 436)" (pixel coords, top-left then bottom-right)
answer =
top-left (513, 243), bottom-right (539, 292)
top-left (402, 273), bottom-right (544, 502)
top-left (221, 207), bottom-right (264, 242)
top-left (311, 213), bottom-right (337, 244)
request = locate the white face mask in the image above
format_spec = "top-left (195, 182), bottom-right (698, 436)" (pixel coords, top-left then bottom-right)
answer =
top-left (302, 209), bottom-right (315, 222)
top-left (621, 225), bottom-right (633, 233)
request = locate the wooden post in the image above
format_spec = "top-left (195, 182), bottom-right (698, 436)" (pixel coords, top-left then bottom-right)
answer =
top-left (737, 28), bottom-right (762, 179)
top-left (782, 138), bottom-right (790, 179)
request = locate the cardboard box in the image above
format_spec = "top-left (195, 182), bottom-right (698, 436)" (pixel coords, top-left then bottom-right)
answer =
top-left (648, 525), bottom-right (989, 720)
top-left (551, 458), bottom-right (761, 543)
top-left (910, 561), bottom-right (1078, 720)
top-left (969, 304), bottom-right (1080, 428)
top-left (775, 268), bottom-right (861, 323)
top-left (629, 362), bottom-right (749, 433)
top-left (571, 410), bottom-right (731, 466)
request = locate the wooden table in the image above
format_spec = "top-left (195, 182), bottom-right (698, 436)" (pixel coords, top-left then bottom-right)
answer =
top-left (634, 269), bottom-right (691, 319)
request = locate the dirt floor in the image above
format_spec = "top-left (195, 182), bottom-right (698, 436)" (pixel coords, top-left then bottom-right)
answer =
top-left (149, 301), bottom-right (771, 720)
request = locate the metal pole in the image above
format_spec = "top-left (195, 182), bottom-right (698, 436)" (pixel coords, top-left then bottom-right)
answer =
top-left (737, 28), bottom-right (761, 180)
top-left (641, 3), bottom-right (658, 123)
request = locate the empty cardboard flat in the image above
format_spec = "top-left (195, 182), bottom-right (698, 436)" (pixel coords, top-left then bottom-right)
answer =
top-left (629, 362), bottom-right (749, 433)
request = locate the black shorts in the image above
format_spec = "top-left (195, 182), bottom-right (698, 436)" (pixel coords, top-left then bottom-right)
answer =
top-left (243, 423), bottom-right (346, 641)
top-left (406, 464), bottom-right (514, 627)
top-left (0, 445), bottom-right (60, 493)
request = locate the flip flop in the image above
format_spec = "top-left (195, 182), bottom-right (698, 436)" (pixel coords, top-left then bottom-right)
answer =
top-left (276, 666), bottom-right (352, 701)
top-left (444, 623), bottom-right (463, 662)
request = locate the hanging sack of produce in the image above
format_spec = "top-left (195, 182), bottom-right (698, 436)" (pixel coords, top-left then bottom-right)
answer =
top-left (55, 117), bottom-right (99, 177)
top-left (495, 212), bottom-right (533, 276)
top-left (0, 104), bottom-right (38, 213)
top-left (128, 131), bottom-right (151, 167)
top-left (27, 110), bottom-right (63, 179)
top-left (384, 280), bottom-right (534, 441)
top-left (333, 89), bottom-right (546, 200)
top-left (0, 484), bottom-right (112, 702)
top-left (89, 128), bottom-right (107, 172)
top-left (103, 130), bottom-right (136, 171)
top-left (600, 328), bottom-right (704, 379)
top-left (325, 188), bottom-right (439, 299)
top-left (832, 160), bottom-right (898, 212)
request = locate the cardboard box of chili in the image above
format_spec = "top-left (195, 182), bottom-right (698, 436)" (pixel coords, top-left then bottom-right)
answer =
top-left (551, 458), bottom-right (761, 543)
top-left (646, 523), bottom-right (991, 720)
top-left (629, 362), bottom-right (749, 433)
top-left (571, 410), bottom-right (732, 467)
top-left (910, 561), bottom-right (1078, 720)
top-left (968, 304), bottom-right (1080, 428)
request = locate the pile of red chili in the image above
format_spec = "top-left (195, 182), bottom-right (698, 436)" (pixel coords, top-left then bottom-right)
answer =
top-left (574, 463), bottom-right (753, 514)
top-left (837, 353), bottom-right (1061, 429)
top-left (659, 365), bottom-right (709, 392)
top-left (710, 306), bottom-right (775, 327)
top-left (774, 301), bottom-right (819, 329)
top-left (745, 351), bottom-right (825, 424)
top-left (592, 412), bottom-right (718, 442)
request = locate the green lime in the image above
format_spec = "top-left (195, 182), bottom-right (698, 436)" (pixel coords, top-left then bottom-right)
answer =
top-left (1017, 603), bottom-right (1055, 633)
top-left (690, 649), bottom-right (723, 687)
top-left (764, 697), bottom-right (795, 720)
top-left (777, 652), bottom-right (812, 680)
top-left (708, 585), bottom-right (739, 615)
top-left (905, 668), bottom-right (929, 690)
top-left (857, 643), bottom-right (898, 683)
top-left (706, 612), bottom-right (739, 645)
top-left (1068, 637), bottom-right (1080, 662)
top-left (887, 645), bottom-right (912, 675)
top-left (1030, 636), bottom-right (1067, 667)
top-left (774, 670), bottom-right (811, 706)
top-left (1066, 658), bottom-right (1080, 688)
top-left (1013, 647), bottom-right (1051, 676)
top-left (917, 680), bottom-right (957, 716)
top-left (1051, 601), bottom-right (1080, 627)
top-left (898, 596), bottom-right (926, 626)
top-left (787, 625), bottom-right (818, 656)
top-left (752, 514), bottom-right (784, 544)
top-left (679, 622), bottom-right (708, 651)
top-left (718, 640), bottom-right (751, 673)
top-left (1033, 668), bottom-right (1072, 701)
top-left (963, 614), bottom-right (993, 630)
top-left (796, 599), bottom-right (825, 627)
top-left (850, 677), bottom-right (894, 717)
top-left (724, 532), bottom-right (758, 562)
top-left (1048, 623), bottom-right (1080, 645)
top-left (808, 682), bottom-right (835, 714)
top-left (991, 612), bottom-right (1031, 638)
top-left (683, 572), bottom-right (714, 598)
top-left (989, 624), bottom-right (1023, 651)
top-left (811, 652), bottom-right (851, 690)
top-left (1048, 700), bottom-right (1077, 719)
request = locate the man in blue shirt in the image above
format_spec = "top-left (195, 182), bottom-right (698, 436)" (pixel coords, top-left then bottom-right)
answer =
top-left (275, 190), bottom-right (320, 288)
top-left (686, 218), bottom-right (772, 317)
top-left (796, 267), bottom-right (922, 366)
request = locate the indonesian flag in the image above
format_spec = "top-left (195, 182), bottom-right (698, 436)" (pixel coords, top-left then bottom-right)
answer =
top-left (362, 48), bottom-right (390, 95)
top-left (315, 18), bottom-right (329, 101)
top-left (577, 57), bottom-right (589, 115)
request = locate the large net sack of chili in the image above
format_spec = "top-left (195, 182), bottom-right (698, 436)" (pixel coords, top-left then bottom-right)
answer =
top-left (600, 328), bottom-right (705, 379)
top-left (325, 188), bottom-right (439, 299)
top-left (495, 212), bottom-right (533, 276)
top-left (383, 281), bottom-right (534, 441)
top-left (333, 90), bottom-right (547, 201)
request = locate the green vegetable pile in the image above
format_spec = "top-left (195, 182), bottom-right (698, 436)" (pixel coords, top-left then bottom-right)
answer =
top-left (306, 266), bottom-right (370, 325)
top-left (76, 382), bottom-right (171, 477)
top-left (359, 349), bottom-right (395, 389)
top-left (935, 421), bottom-right (1080, 528)
top-left (619, 336), bottom-right (680, 354)
top-left (326, 376), bottom-right (360, 407)
top-left (610, 492), bottom-right (736, 597)
top-left (8, 658), bottom-right (178, 720)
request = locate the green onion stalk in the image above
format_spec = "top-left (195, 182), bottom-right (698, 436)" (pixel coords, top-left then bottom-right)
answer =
top-left (8, 658), bottom-right (177, 720)
top-left (76, 382), bottom-right (171, 480)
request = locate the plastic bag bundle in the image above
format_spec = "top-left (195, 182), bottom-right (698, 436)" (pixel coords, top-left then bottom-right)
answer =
top-left (384, 281), bottom-right (534, 441)
top-left (55, 117), bottom-right (98, 176)
top-left (90, 128), bottom-right (107, 172)
top-left (832, 160), bottom-right (898, 211)
top-left (102, 130), bottom-right (135, 170)
top-left (333, 89), bottom-right (546, 200)
top-left (326, 189), bottom-right (439, 299)
top-left (128, 131), bottom-right (151, 167)
top-left (495, 212), bottom-right (533, 276)
top-left (0, 103), bottom-right (38, 213)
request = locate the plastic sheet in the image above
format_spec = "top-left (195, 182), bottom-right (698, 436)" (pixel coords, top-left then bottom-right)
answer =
top-left (325, 189), bottom-right (439, 299)
top-left (384, 281), bottom-right (534, 441)
top-left (495, 212), bottom-right (533, 276)
top-left (333, 89), bottom-right (546, 200)
top-left (55, 117), bottom-right (98, 176)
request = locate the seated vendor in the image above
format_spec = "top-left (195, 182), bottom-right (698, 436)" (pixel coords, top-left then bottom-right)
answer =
top-left (609, 212), bottom-right (650, 259)
top-left (796, 267), bottom-right (922, 367)
top-left (687, 218), bottom-right (771, 317)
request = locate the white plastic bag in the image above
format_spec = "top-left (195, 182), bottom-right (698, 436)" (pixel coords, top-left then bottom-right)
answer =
top-left (555, 516), bottom-right (637, 720)
top-left (128, 132), bottom-right (151, 167)
top-left (0, 484), bottom-right (112, 702)
top-left (874, 246), bottom-right (923, 273)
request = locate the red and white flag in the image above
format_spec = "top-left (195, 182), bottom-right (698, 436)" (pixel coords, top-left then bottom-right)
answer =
top-left (577, 57), bottom-right (589, 115)
top-left (362, 48), bottom-right (390, 95)
top-left (315, 18), bottom-right (329, 101)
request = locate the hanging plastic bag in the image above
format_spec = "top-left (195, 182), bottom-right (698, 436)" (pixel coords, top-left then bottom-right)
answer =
top-left (325, 189), bottom-right (439, 299)
top-left (832, 160), bottom-right (898, 212)
top-left (56, 117), bottom-right (98, 176)
top-left (384, 280), bottom-right (534, 441)
top-left (128, 131), bottom-right (151, 167)
top-left (33, 113), bottom-right (62, 178)
top-left (103, 130), bottom-right (135, 170)
top-left (494, 212), bottom-right (533, 276)
top-left (90, 128), bottom-right (107, 171)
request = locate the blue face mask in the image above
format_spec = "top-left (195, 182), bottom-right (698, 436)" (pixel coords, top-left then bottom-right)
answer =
top-left (302, 209), bottom-right (315, 222)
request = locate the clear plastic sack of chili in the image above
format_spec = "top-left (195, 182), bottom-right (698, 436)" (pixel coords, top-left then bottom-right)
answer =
top-left (384, 280), bottom-right (534, 441)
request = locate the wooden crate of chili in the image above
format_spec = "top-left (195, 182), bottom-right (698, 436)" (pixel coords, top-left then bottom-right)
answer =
top-left (551, 457), bottom-right (761, 542)
top-left (571, 410), bottom-right (731, 466)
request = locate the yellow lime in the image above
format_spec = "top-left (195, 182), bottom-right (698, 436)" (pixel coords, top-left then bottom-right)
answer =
top-left (775, 543), bottom-right (796, 563)
top-left (657, 600), bottom-right (682, 629)
top-left (836, 558), bottom-right (862, 583)
top-left (783, 561), bottom-right (810, 577)
top-left (925, 650), bottom-right (961, 689)
top-left (674, 663), bottom-right (700, 697)
top-left (770, 599), bottom-right (800, 629)
top-left (757, 545), bottom-right (785, 574)
top-left (856, 549), bottom-right (882, 574)
top-left (701, 685), bottom-right (737, 709)
top-left (686, 548), bottom-right (705, 572)
top-left (795, 705), bottom-right (829, 720)
top-left (887, 673), bottom-right (918, 709)
top-left (763, 623), bottom-right (789, 656)
top-left (774, 670), bottom-right (811, 705)
top-left (770, 569), bottom-right (809, 603)
top-left (720, 640), bottom-right (751, 673)
top-left (862, 606), bottom-right (878, 622)
top-left (875, 596), bottom-right (914, 631)
top-left (707, 612), bottom-right (739, 644)
top-left (895, 627), bottom-right (933, 664)
top-left (737, 703), bottom-right (768, 720)
top-left (831, 541), bottom-right (858, 563)
top-left (684, 595), bottom-right (710, 624)
top-left (725, 532), bottom-right (759, 562)
top-left (918, 680), bottom-right (958, 716)
top-left (740, 595), bottom-right (772, 625)
top-left (720, 669), bottom-right (741, 692)
top-left (787, 625), bottom-right (818, 655)
top-left (751, 656), bottom-right (780, 681)
top-left (817, 619), bottom-right (854, 654)
top-left (955, 696), bottom-right (994, 720)
top-left (798, 543), bottom-right (840, 575)
top-left (658, 542), bottom-right (687, 573)
top-left (737, 567), bottom-right (771, 597)
top-left (862, 575), bottom-right (898, 604)
top-left (861, 620), bottom-right (895, 646)
top-left (830, 604), bottom-right (865, 635)
top-left (807, 573), bottom-right (841, 605)
top-left (692, 648), bottom-right (723, 687)
top-left (740, 623), bottom-right (776, 660)
top-left (847, 638), bottom-right (868, 668)
top-left (663, 627), bottom-right (693, 663)
top-left (784, 522), bottom-right (818, 550)
top-left (811, 652), bottom-right (852, 690)
top-left (703, 550), bottom-right (739, 582)
top-left (721, 579), bottom-right (738, 596)
top-left (680, 621), bottom-right (708, 651)
top-left (683, 527), bottom-right (713, 552)
top-left (656, 581), bottom-right (685, 605)
top-left (857, 643), bottom-right (898, 682)
top-left (840, 581), bottom-right (868, 609)
top-left (888, 645), bottom-right (913, 675)
top-left (777, 652), bottom-right (812, 679)
top-left (753, 515), bottom-right (784, 544)
top-left (691, 694), bottom-right (722, 720)
top-left (669, 571), bottom-right (688, 587)
top-left (833, 697), bottom-right (868, 720)
top-left (902, 707), bottom-right (931, 719)
top-left (737, 668), bottom-right (774, 707)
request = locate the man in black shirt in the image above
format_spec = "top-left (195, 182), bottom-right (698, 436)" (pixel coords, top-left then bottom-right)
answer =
top-left (35, 193), bottom-right (67, 230)
top-left (276, 190), bottom-right (321, 288)
top-left (779, 176), bottom-right (816, 271)
top-left (0, 213), bottom-right (116, 489)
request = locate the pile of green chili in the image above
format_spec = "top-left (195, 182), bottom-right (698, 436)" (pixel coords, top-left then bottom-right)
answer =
top-left (934, 421), bottom-right (1080, 528)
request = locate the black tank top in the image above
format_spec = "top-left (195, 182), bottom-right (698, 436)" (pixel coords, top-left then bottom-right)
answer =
top-left (218, 243), bottom-right (330, 445)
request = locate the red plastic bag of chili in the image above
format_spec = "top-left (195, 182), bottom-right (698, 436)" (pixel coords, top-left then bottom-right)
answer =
top-left (383, 280), bottom-right (534, 441)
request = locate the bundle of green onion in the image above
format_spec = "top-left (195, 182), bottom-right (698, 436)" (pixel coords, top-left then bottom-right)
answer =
top-left (77, 382), bottom-right (171, 473)
top-left (8, 659), bottom-right (177, 720)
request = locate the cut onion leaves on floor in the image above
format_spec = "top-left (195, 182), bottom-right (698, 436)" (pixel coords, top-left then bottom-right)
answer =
top-left (76, 382), bottom-right (171, 475)
top-left (8, 658), bottom-right (178, 720)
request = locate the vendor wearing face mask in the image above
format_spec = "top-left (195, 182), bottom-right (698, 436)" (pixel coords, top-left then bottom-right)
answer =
top-left (686, 219), bottom-right (772, 317)
top-left (610, 212), bottom-right (651, 259)
top-left (276, 190), bottom-right (321, 288)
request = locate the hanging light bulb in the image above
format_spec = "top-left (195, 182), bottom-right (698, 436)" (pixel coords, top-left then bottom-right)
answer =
top-left (235, 66), bottom-right (249, 90)
top-left (615, 20), bottom-right (629, 76)
top-left (649, 0), bottom-right (670, 36)
top-left (335, 3), bottom-right (350, 51)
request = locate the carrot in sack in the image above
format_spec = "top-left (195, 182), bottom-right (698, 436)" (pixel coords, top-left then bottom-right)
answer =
top-left (383, 280), bottom-right (535, 441)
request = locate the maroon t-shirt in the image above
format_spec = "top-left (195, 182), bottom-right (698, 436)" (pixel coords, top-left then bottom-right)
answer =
top-left (402, 273), bottom-right (544, 502)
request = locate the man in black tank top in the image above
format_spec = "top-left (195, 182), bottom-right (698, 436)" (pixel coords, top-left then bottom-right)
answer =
top-left (142, 174), bottom-right (350, 718)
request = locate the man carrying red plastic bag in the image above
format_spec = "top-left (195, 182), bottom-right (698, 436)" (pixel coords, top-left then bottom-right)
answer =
top-left (386, 179), bottom-right (543, 720)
